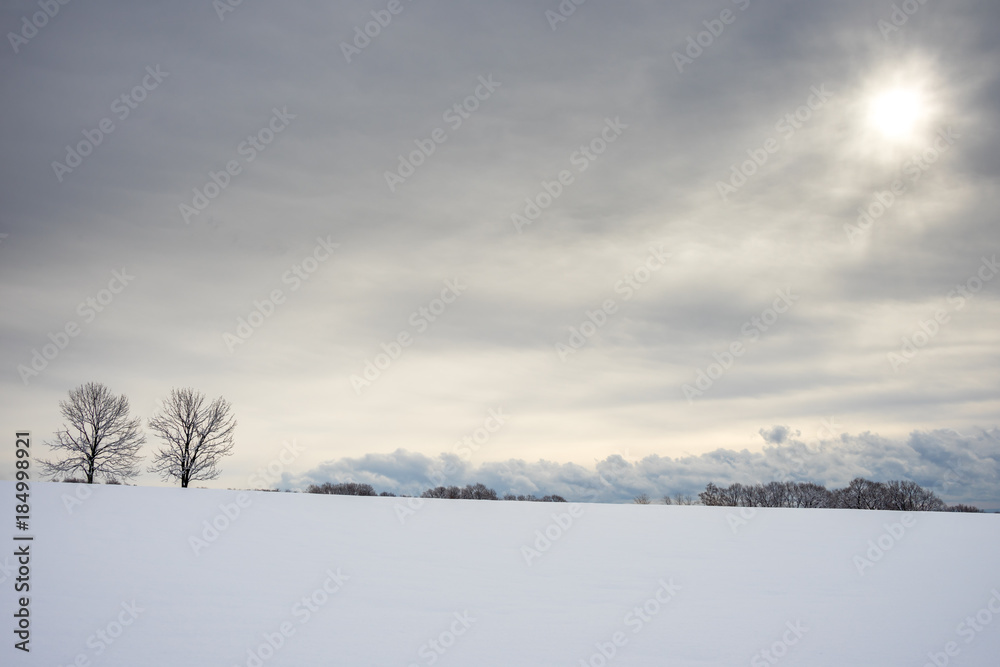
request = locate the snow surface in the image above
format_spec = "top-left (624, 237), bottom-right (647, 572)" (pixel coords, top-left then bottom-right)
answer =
top-left (5, 481), bottom-right (1000, 666)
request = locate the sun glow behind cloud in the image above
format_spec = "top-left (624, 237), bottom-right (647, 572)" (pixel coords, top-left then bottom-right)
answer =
top-left (868, 88), bottom-right (925, 139)
top-left (848, 55), bottom-right (953, 166)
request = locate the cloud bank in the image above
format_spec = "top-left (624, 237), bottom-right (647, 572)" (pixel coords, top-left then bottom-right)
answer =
top-left (291, 427), bottom-right (1000, 509)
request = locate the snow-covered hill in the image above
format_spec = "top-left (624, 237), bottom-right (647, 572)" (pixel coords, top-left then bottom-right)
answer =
top-left (6, 482), bottom-right (1000, 666)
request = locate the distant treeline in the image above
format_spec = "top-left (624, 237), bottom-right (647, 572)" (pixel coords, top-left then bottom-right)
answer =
top-left (298, 479), bottom-right (982, 511)
top-left (696, 478), bottom-right (981, 512)
top-left (65, 475), bottom-right (984, 512)
top-left (305, 481), bottom-right (566, 502)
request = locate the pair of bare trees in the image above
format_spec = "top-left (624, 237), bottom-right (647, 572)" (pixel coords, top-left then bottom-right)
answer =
top-left (40, 382), bottom-right (236, 487)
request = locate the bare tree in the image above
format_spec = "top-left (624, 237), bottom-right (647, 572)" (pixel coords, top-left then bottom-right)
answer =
top-left (699, 481), bottom-right (832, 508)
top-left (147, 388), bottom-right (236, 487)
top-left (830, 478), bottom-right (886, 510)
top-left (40, 382), bottom-right (145, 483)
top-left (502, 493), bottom-right (568, 502)
top-left (422, 485), bottom-right (464, 499)
top-left (786, 482), bottom-right (832, 508)
top-left (462, 483), bottom-right (498, 500)
top-left (673, 493), bottom-right (697, 505)
top-left (946, 504), bottom-right (982, 513)
top-left (699, 483), bottom-right (725, 506)
top-left (306, 482), bottom-right (377, 496)
top-left (633, 493), bottom-right (651, 504)
top-left (761, 481), bottom-right (791, 507)
top-left (421, 483), bottom-right (498, 500)
top-left (883, 480), bottom-right (946, 512)
top-left (725, 483), bottom-right (752, 506)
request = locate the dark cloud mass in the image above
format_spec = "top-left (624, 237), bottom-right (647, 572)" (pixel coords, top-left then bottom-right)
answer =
top-left (759, 425), bottom-right (797, 444)
top-left (1, 1), bottom-right (997, 506)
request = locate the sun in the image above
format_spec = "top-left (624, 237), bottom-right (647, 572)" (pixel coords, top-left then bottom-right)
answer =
top-left (847, 57), bottom-right (949, 163)
top-left (867, 88), bottom-right (924, 140)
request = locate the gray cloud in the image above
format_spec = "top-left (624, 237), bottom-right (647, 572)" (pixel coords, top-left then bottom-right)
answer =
top-left (759, 425), bottom-right (798, 444)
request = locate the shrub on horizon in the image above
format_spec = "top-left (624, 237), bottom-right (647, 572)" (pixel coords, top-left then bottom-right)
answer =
top-left (306, 482), bottom-right (377, 496)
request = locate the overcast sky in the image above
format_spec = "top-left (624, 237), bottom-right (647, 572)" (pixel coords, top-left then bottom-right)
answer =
top-left (2, 0), bottom-right (998, 507)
